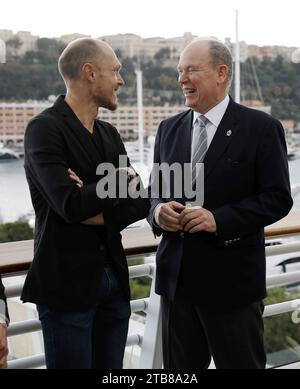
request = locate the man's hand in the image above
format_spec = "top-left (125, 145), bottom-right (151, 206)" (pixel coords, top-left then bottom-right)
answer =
top-left (179, 206), bottom-right (217, 233)
top-left (156, 201), bottom-right (185, 232)
top-left (68, 168), bottom-right (83, 188)
top-left (0, 324), bottom-right (8, 369)
top-left (116, 166), bottom-right (137, 180)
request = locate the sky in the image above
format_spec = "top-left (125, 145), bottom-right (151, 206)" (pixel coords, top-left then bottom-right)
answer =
top-left (1, 0), bottom-right (300, 47)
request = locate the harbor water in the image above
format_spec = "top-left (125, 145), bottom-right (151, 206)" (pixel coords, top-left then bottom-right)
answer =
top-left (0, 157), bottom-right (300, 223)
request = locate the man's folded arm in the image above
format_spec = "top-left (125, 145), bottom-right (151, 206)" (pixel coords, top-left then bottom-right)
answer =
top-left (102, 130), bottom-right (150, 232)
top-left (25, 117), bottom-right (118, 224)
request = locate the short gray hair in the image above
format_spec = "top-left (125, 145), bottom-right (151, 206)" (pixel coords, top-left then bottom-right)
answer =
top-left (208, 39), bottom-right (233, 87)
top-left (58, 38), bottom-right (106, 82)
top-left (190, 37), bottom-right (233, 87)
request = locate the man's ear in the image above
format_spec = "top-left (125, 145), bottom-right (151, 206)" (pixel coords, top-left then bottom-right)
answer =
top-left (217, 64), bottom-right (228, 85)
top-left (82, 63), bottom-right (95, 82)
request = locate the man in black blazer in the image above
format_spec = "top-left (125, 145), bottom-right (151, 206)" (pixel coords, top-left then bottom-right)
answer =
top-left (148, 38), bottom-right (293, 369)
top-left (0, 275), bottom-right (9, 369)
top-left (21, 38), bottom-right (149, 369)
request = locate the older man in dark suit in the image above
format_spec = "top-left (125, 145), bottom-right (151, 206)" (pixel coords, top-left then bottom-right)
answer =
top-left (22, 38), bottom-right (149, 369)
top-left (148, 38), bottom-right (293, 369)
top-left (0, 275), bottom-right (9, 368)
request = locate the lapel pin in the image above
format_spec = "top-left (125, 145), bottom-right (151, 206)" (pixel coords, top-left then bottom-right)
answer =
top-left (226, 130), bottom-right (232, 137)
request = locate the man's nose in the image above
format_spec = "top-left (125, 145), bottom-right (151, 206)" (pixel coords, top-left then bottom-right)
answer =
top-left (178, 72), bottom-right (188, 84)
top-left (118, 74), bottom-right (125, 86)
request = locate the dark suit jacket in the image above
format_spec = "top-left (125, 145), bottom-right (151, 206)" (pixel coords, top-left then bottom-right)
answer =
top-left (21, 95), bottom-right (149, 310)
top-left (148, 97), bottom-right (293, 307)
top-left (0, 274), bottom-right (8, 322)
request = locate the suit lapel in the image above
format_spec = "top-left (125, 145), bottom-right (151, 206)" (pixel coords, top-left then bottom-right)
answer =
top-left (176, 110), bottom-right (193, 165)
top-left (95, 121), bottom-right (119, 165)
top-left (53, 95), bottom-right (101, 168)
top-left (204, 98), bottom-right (241, 179)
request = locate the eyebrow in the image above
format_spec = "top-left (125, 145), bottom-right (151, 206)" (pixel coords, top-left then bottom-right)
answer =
top-left (177, 65), bottom-right (198, 71)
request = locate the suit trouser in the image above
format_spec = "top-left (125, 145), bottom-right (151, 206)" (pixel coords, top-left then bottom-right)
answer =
top-left (37, 265), bottom-right (131, 369)
top-left (161, 285), bottom-right (266, 369)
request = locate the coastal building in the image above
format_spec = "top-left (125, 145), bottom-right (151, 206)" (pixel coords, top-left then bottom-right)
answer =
top-left (0, 101), bottom-right (186, 145)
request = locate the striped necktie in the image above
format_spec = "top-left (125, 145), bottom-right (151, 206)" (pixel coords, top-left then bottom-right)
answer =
top-left (191, 115), bottom-right (208, 184)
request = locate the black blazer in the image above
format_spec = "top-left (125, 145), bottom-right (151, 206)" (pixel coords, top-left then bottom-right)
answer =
top-left (148, 97), bottom-right (293, 307)
top-left (21, 96), bottom-right (149, 310)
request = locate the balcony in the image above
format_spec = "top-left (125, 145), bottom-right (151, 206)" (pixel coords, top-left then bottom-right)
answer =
top-left (1, 211), bottom-right (300, 369)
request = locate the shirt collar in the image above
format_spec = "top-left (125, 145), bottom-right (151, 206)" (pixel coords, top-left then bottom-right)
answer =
top-left (193, 95), bottom-right (230, 127)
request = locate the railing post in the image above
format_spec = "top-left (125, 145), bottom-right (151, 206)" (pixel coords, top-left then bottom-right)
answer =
top-left (139, 265), bottom-right (163, 369)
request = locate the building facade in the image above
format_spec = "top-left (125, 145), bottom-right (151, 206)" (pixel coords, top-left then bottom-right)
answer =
top-left (0, 101), bottom-right (187, 145)
top-left (0, 102), bottom-right (49, 145)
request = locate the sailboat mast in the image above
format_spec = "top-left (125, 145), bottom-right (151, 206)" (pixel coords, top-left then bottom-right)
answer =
top-left (235, 9), bottom-right (241, 103)
top-left (135, 69), bottom-right (144, 164)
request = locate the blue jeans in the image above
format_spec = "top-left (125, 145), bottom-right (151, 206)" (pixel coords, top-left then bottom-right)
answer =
top-left (37, 265), bottom-right (131, 369)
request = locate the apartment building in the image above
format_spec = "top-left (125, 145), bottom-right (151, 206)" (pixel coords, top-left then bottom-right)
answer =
top-left (101, 33), bottom-right (144, 58)
top-left (100, 32), bottom-right (196, 62)
top-left (58, 33), bottom-right (91, 45)
top-left (0, 102), bottom-right (49, 145)
top-left (0, 101), bottom-right (186, 145)
top-left (99, 105), bottom-right (185, 140)
top-left (0, 30), bottom-right (38, 56)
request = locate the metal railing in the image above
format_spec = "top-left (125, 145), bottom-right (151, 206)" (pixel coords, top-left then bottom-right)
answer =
top-left (4, 258), bottom-right (161, 369)
top-left (1, 224), bottom-right (300, 369)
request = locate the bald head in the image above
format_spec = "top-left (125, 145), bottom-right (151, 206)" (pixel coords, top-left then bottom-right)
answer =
top-left (58, 38), bottom-right (114, 83)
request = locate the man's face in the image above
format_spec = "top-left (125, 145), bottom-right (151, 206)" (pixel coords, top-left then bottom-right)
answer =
top-left (92, 49), bottom-right (124, 111)
top-left (177, 43), bottom-right (220, 113)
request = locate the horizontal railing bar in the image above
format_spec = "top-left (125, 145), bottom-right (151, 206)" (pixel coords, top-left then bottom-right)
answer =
top-left (5, 284), bottom-right (23, 298)
top-left (126, 334), bottom-right (142, 347)
top-left (131, 298), bottom-right (149, 313)
top-left (8, 319), bottom-right (41, 337)
top-left (265, 226), bottom-right (300, 238)
top-left (0, 216), bottom-right (299, 274)
top-left (0, 228), bottom-right (160, 274)
top-left (267, 271), bottom-right (300, 288)
top-left (2, 271), bottom-right (27, 279)
top-left (5, 265), bottom-right (153, 299)
top-left (276, 361), bottom-right (300, 369)
top-left (264, 299), bottom-right (300, 318)
top-left (7, 300), bottom-right (148, 338)
top-left (7, 335), bottom-right (142, 369)
top-left (129, 264), bottom-right (153, 279)
top-left (8, 354), bottom-right (45, 369)
top-left (266, 242), bottom-right (300, 257)
top-left (265, 234), bottom-right (300, 241)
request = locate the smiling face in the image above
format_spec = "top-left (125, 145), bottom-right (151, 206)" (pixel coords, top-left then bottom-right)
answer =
top-left (91, 46), bottom-right (124, 111)
top-left (178, 41), bottom-right (227, 113)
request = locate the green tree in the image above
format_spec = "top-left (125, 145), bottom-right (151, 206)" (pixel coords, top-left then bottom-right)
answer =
top-left (128, 258), bottom-right (151, 300)
top-left (0, 220), bottom-right (33, 243)
top-left (264, 287), bottom-right (300, 366)
top-left (6, 36), bottom-right (22, 58)
top-left (154, 47), bottom-right (171, 66)
top-left (0, 43), bottom-right (299, 120)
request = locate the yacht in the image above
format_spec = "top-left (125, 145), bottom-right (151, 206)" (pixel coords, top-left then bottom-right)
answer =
top-left (0, 142), bottom-right (19, 160)
top-left (287, 148), bottom-right (298, 161)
